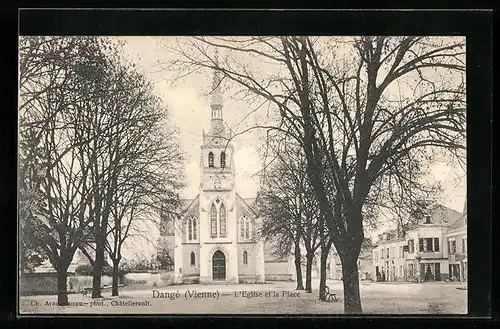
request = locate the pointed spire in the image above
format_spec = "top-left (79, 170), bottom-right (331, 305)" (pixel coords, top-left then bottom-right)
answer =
top-left (208, 48), bottom-right (226, 137)
top-left (211, 49), bottom-right (223, 110)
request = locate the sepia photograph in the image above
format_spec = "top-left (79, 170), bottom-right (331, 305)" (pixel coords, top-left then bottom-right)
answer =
top-left (18, 34), bottom-right (469, 315)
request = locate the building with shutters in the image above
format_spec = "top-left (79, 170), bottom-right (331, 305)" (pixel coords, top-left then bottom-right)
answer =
top-left (372, 204), bottom-right (462, 282)
top-left (446, 199), bottom-right (467, 281)
top-left (372, 229), bottom-right (408, 282)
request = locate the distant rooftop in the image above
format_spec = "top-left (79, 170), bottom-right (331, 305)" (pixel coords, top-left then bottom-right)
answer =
top-left (447, 213), bottom-right (467, 233)
top-left (374, 204), bottom-right (463, 245)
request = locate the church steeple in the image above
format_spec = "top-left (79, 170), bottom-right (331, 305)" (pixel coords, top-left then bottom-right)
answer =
top-left (209, 51), bottom-right (225, 136)
top-left (200, 54), bottom-right (235, 193)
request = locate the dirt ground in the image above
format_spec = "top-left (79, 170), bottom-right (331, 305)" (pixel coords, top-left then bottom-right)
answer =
top-left (19, 279), bottom-right (467, 315)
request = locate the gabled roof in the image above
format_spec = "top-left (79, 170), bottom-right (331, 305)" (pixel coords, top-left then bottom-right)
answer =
top-left (242, 197), bottom-right (256, 207)
top-left (236, 193), bottom-right (258, 217)
top-left (180, 194), bottom-right (199, 218)
top-left (430, 204), bottom-right (462, 225)
top-left (447, 213), bottom-right (467, 233)
top-left (405, 204), bottom-right (462, 231)
top-left (180, 196), bottom-right (197, 210)
top-left (374, 204), bottom-right (463, 245)
top-left (374, 228), bottom-right (405, 246)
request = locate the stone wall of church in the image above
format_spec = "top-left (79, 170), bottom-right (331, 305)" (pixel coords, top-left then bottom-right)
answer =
top-left (237, 243), bottom-right (259, 276)
top-left (181, 243), bottom-right (201, 278)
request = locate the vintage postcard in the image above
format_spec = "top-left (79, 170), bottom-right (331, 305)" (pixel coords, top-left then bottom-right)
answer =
top-left (19, 34), bottom-right (468, 315)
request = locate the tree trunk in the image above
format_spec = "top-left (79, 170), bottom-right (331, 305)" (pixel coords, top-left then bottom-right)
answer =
top-left (92, 233), bottom-right (105, 298)
top-left (57, 266), bottom-right (69, 306)
top-left (294, 242), bottom-right (304, 290)
top-left (112, 260), bottom-right (120, 296)
top-left (319, 239), bottom-right (333, 301)
top-left (339, 252), bottom-right (362, 314)
top-left (305, 253), bottom-right (314, 293)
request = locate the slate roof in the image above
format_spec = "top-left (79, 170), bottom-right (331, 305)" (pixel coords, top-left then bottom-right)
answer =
top-left (242, 197), bottom-right (257, 207)
top-left (236, 194), bottom-right (258, 216)
top-left (405, 204), bottom-right (462, 231)
top-left (374, 204), bottom-right (463, 246)
top-left (180, 197), bottom-right (197, 211)
top-left (447, 213), bottom-right (467, 233)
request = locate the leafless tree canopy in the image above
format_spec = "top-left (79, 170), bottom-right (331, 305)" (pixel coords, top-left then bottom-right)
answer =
top-left (19, 36), bottom-right (185, 304)
top-left (163, 36), bottom-right (465, 313)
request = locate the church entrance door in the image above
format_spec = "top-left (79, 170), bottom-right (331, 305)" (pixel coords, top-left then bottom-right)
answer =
top-left (212, 250), bottom-right (226, 281)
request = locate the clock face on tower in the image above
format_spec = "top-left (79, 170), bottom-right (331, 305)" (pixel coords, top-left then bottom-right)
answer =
top-left (205, 173), bottom-right (233, 191)
top-left (214, 175), bottom-right (221, 190)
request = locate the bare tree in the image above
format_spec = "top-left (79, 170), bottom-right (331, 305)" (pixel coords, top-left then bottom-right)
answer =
top-left (257, 154), bottom-right (305, 290)
top-left (19, 36), bottom-right (113, 305)
top-left (257, 137), bottom-right (324, 292)
top-left (19, 36), bottom-right (184, 303)
top-left (73, 54), bottom-right (184, 298)
top-left (19, 36), bottom-right (98, 277)
top-left (103, 76), bottom-right (184, 297)
top-left (163, 36), bottom-right (465, 313)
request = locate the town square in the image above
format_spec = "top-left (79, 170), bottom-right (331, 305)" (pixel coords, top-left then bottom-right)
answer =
top-left (19, 32), bottom-right (468, 315)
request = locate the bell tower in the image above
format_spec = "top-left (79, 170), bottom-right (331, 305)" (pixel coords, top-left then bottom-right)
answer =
top-left (198, 64), bottom-right (239, 283)
top-left (200, 62), bottom-right (235, 192)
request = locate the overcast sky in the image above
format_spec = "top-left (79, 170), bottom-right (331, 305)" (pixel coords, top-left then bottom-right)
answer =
top-left (117, 36), bottom-right (466, 219)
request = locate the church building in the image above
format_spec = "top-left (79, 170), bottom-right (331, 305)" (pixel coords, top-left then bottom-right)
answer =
top-left (171, 68), bottom-right (267, 284)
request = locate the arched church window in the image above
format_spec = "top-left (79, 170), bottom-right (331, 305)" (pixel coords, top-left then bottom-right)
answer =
top-left (187, 217), bottom-right (197, 241)
top-left (245, 218), bottom-right (250, 239)
top-left (219, 204), bottom-right (226, 238)
top-left (208, 152), bottom-right (214, 168)
top-left (243, 251), bottom-right (248, 265)
top-left (210, 204), bottom-right (217, 238)
top-left (240, 215), bottom-right (246, 238)
top-left (220, 152), bottom-right (226, 168)
top-left (190, 252), bottom-right (195, 266)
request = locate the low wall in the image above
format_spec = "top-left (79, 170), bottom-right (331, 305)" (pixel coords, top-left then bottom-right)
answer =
top-left (20, 271), bottom-right (175, 296)
top-left (124, 271), bottom-right (174, 287)
top-left (238, 275), bottom-right (264, 284)
top-left (265, 261), bottom-right (289, 275)
top-left (20, 274), bottom-right (116, 296)
top-left (68, 275), bottom-right (113, 293)
top-left (265, 274), bottom-right (294, 282)
top-left (20, 272), bottom-right (58, 296)
top-left (264, 261), bottom-right (293, 282)
top-left (181, 276), bottom-right (200, 284)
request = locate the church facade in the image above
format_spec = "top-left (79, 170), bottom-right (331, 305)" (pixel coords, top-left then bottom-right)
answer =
top-left (170, 69), bottom-right (267, 284)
